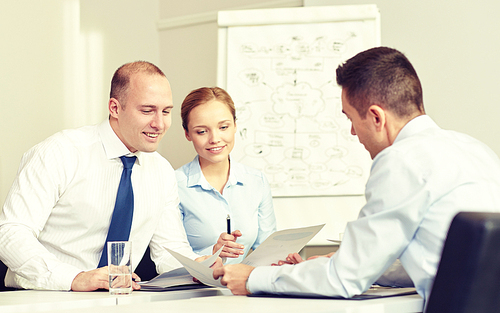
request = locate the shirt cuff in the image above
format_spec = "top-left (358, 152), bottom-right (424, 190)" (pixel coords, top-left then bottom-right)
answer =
top-left (247, 265), bottom-right (280, 294)
top-left (49, 263), bottom-right (87, 291)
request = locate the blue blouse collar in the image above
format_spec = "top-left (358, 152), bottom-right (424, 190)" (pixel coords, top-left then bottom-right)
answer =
top-left (186, 155), bottom-right (243, 191)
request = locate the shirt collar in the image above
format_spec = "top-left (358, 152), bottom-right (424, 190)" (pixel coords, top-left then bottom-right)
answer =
top-left (186, 155), bottom-right (242, 190)
top-left (393, 115), bottom-right (439, 144)
top-left (98, 119), bottom-right (143, 165)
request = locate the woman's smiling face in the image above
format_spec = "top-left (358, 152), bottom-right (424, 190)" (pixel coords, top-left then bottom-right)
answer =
top-left (185, 100), bottom-right (237, 167)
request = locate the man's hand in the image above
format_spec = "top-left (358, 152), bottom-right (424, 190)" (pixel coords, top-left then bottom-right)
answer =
top-left (195, 255), bottom-right (223, 269)
top-left (71, 267), bottom-right (142, 291)
top-left (271, 252), bottom-right (304, 266)
top-left (213, 264), bottom-right (255, 295)
top-left (307, 252), bottom-right (335, 260)
top-left (213, 230), bottom-right (244, 259)
top-left (272, 251), bottom-right (336, 266)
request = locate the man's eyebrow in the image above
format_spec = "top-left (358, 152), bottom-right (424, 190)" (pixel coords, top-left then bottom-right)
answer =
top-left (139, 104), bottom-right (174, 109)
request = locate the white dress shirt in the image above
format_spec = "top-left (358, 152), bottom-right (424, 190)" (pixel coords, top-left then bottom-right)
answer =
top-left (0, 120), bottom-right (198, 290)
top-left (247, 115), bottom-right (500, 305)
top-left (176, 156), bottom-right (276, 264)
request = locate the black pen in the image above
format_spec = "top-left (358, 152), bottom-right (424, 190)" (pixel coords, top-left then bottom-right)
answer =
top-left (226, 214), bottom-right (231, 234)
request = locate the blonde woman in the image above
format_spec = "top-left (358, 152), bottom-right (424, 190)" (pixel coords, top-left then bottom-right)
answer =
top-left (176, 87), bottom-right (276, 264)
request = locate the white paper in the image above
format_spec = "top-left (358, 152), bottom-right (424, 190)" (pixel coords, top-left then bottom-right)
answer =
top-left (137, 267), bottom-right (197, 290)
top-left (327, 239), bottom-right (342, 244)
top-left (137, 252), bottom-right (220, 290)
top-left (164, 225), bottom-right (324, 286)
top-left (165, 247), bottom-right (225, 288)
top-left (242, 224), bottom-right (325, 266)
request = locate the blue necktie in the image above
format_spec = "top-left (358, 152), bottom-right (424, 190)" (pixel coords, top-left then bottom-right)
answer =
top-left (97, 156), bottom-right (136, 268)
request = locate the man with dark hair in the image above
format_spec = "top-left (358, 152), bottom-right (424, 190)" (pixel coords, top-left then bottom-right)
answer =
top-left (214, 47), bottom-right (500, 305)
top-left (0, 61), bottom-right (204, 291)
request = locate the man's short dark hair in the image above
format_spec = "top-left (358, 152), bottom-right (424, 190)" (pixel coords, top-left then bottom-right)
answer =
top-left (336, 46), bottom-right (424, 118)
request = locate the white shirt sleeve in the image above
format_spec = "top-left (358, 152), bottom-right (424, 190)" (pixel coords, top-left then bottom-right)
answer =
top-left (149, 181), bottom-right (201, 274)
top-left (0, 140), bottom-right (82, 290)
top-left (247, 148), bottom-right (427, 297)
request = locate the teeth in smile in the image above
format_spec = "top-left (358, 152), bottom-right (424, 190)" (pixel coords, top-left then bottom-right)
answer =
top-left (145, 133), bottom-right (159, 138)
top-left (209, 147), bottom-right (222, 151)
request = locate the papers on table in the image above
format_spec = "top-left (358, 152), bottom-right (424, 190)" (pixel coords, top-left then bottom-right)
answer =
top-left (137, 267), bottom-right (200, 291)
top-left (248, 286), bottom-right (417, 300)
top-left (166, 247), bottom-right (226, 288)
top-left (138, 247), bottom-right (224, 290)
top-left (140, 224), bottom-right (325, 290)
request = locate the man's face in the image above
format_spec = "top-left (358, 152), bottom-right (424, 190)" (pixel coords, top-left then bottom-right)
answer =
top-left (341, 89), bottom-right (382, 159)
top-left (109, 73), bottom-right (173, 153)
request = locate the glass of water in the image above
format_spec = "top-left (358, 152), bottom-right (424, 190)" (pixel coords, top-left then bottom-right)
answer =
top-left (107, 241), bottom-right (132, 295)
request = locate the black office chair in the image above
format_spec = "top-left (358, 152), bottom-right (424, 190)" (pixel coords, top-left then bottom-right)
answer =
top-left (0, 260), bottom-right (16, 291)
top-left (134, 246), bottom-right (158, 282)
top-left (425, 211), bottom-right (500, 313)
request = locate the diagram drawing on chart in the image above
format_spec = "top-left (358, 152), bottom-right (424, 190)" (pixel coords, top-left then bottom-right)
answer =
top-left (225, 21), bottom-right (375, 197)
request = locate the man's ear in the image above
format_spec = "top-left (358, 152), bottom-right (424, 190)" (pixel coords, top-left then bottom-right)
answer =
top-left (367, 105), bottom-right (386, 131)
top-left (109, 98), bottom-right (120, 118)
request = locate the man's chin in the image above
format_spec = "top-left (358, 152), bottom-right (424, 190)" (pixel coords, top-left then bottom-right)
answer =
top-left (138, 144), bottom-right (160, 153)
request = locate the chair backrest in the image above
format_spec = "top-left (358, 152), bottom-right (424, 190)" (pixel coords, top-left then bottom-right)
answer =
top-left (0, 260), bottom-right (16, 291)
top-left (425, 211), bottom-right (500, 313)
top-left (134, 246), bottom-right (158, 282)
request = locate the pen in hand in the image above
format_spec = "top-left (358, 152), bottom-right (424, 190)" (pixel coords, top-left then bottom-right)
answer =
top-left (227, 214), bottom-right (231, 234)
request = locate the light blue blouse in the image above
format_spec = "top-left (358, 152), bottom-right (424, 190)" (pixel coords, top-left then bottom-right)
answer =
top-left (175, 156), bottom-right (277, 264)
top-left (248, 115), bottom-right (500, 306)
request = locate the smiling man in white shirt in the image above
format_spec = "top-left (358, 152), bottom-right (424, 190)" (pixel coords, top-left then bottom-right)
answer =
top-left (213, 47), bottom-right (500, 306)
top-left (0, 61), bottom-right (204, 291)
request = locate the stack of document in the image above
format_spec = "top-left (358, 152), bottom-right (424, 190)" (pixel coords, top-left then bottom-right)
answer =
top-left (138, 267), bottom-right (205, 291)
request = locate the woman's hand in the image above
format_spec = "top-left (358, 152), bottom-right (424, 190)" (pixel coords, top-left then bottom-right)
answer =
top-left (213, 230), bottom-right (244, 259)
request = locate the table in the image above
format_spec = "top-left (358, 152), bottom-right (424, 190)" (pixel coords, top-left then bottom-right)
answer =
top-left (48, 293), bottom-right (424, 313)
top-left (0, 288), bottom-right (423, 313)
top-left (0, 287), bottom-right (231, 313)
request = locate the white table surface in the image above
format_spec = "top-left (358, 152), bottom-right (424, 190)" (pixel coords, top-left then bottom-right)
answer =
top-left (0, 287), bottom-right (423, 313)
top-left (14, 292), bottom-right (423, 313)
top-left (0, 287), bottom-right (231, 313)
top-left (159, 294), bottom-right (424, 313)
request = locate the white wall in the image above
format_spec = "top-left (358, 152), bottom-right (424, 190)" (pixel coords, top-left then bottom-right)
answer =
top-left (0, 0), bottom-right (160, 204)
top-left (1, 1), bottom-right (67, 205)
